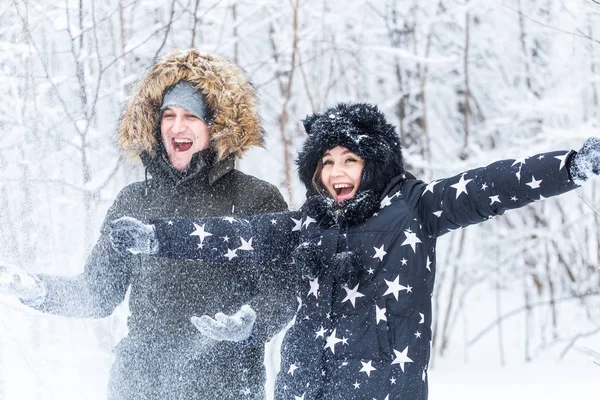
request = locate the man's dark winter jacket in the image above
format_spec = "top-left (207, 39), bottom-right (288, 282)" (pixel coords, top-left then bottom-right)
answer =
top-left (29, 50), bottom-right (294, 400)
top-left (151, 150), bottom-right (578, 399)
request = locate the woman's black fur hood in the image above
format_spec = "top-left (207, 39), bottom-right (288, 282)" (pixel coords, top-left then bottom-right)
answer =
top-left (296, 102), bottom-right (404, 197)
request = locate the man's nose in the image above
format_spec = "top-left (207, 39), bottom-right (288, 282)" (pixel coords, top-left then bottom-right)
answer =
top-left (172, 116), bottom-right (186, 133)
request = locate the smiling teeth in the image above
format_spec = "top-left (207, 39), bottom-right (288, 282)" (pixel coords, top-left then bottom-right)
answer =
top-left (174, 138), bottom-right (192, 143)
top-left (333, 184), bottom-right (352, 189)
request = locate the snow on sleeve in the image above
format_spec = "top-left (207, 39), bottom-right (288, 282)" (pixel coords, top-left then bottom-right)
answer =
top-left (414, 150), bottom-right (579, 237)
top-left (152, 211), bottom-right (302, 266)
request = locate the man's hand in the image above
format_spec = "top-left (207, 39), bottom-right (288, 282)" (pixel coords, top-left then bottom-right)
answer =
top-left (569, 137), bottom-right (600, 185)
top-left (0, 264), bottom-right (46, 305)
top-left (191, 305), bottom-right (257, 343)
top-left (109, 217), bottom-right (158, 255)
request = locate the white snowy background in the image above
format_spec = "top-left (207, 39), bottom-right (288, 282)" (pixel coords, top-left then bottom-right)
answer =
top-left (1, 0), bottom-right (600, 398)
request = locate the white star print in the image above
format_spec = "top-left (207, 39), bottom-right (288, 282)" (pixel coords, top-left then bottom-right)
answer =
top-left (373, 244), bottom-right (387, 261)
top-left (238, 237), bottom-right (254, 251)
top-left (315, 326), bottom-right (327, 338)
top-left (391, 346), bottom-right (414, 372)
top-left (224, 248), bottom-right (238, 260)
top-left (383, 276), bottom-right (408, 301)
top-left (376, 305), bottom-right (387, 324)
top-left (353, 381), bottom-right (361, 389)
top-left (367, 267), bottom-right (375, 274)
top-left (190, 223), bottom-right (213, 247)
top-left (222, 236), bottom-right (229, 242)
top-left (390, 377), bottom-right (396, 384)
top-left (324, 328), bottom-right (343, 354)
top-left (291, 218), bottom-right (302, 232)
top-left (341, 283), bottom-right (365, 307)
top-left (555, 153), bottom-right (569, 170)
top-left (433, 210), bottom-right (443, 218)
top-left (481, 182), bottom-right (488, 191)
top-left (419, 313), bottom-right (425, 324)
top-left (380, 195), bottom-right (392, 208)
top-left (450, 174), bottom-right (473, 199)
top-left (401, 258), bottom-right (408, 265)
top-left (426, 256), bottom-right (431, 272)
top-left (167, 220), bottom-right (174, 225)
top-left (401, 230), bottom-right (422, 252)
top-left (294, 393), bottom-right (305, 400)
top-left (415, 331), bottom-right (422, 338)
top-left (422, 180), bottom-right (440, 196)
top-left (271, 219), bottom-right (277, 225)
top-left (302, 216), bottom-right (316, 229)
top-left (489, 195), bottom-right (501, 205)
top-left (288, 363), bottom-right (298, 375)
top-left (511, 156), bottom-right (528, 166)
top-left (308, 277), bottom-right (319, 298)
top-left (526, 175), bottom-right (542, 189)
top-left (223, 216), bottom-right (237, 223)
top-left (359, 360), bottom-right (376, 377)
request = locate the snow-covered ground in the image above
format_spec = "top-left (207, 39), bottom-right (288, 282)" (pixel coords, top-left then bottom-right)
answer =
top-left (3, 345), bottom-right (598, 399)
top-left (430, 359), bottom-right (599, 399)
top-left (1, 296), bottom-right (598, 399)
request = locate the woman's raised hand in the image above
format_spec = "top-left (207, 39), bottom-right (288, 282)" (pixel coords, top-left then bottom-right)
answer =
top-left (109, 217), bottom-right (159, 255)
top-left (569, 137), bottom-right (600, 185)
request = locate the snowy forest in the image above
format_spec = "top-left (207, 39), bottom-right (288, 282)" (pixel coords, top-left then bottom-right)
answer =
top-left (1, 0), bottom-right (600, 398)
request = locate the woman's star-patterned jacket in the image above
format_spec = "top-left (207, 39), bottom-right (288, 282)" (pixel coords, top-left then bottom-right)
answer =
top-left (153, 150), bottom-right (578, 400)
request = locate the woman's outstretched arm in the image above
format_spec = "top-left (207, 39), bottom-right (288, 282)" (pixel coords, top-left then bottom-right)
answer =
top-left (110, 211), bottom-right (305, 267)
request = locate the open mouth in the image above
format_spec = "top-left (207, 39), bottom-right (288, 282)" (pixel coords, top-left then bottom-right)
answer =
top-left (333, 183), bottom-right (354, 197)
top-left (172, 138), bottom-right (193, 152)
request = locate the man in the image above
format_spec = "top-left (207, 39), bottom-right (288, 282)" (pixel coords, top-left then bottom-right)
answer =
top-left (0, 49), bottom-right (294, 399)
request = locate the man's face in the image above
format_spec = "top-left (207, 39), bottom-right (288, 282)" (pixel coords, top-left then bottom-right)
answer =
top-left (160, 106), bottom-right (210, 171)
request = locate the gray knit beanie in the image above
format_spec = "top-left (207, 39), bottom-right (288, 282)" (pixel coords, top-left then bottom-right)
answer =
top-left (160, 81), bottom-right (209, 122)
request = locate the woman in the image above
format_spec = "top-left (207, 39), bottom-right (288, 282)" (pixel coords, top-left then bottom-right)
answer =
top-left (110, 102), bottom-right (599, 399)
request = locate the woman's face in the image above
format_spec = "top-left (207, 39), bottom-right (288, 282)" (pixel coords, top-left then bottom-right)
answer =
top-left (319, 146), bottom-right (365, 203)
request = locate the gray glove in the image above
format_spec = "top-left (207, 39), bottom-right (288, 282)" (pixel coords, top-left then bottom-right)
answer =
top-left (569, 137), bottom-right (600, 185)
top-left (109, 216), bottom-right (159, 255)
top-left (191, 305), bottom-right (257, 342)
top-left (0, 264), bottom-right (46, 306)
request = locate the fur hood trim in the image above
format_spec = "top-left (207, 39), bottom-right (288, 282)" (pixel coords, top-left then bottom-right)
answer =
top-left (296, 102), bottom-right (404, 196)
top-left (118, 49), bottom-right (264, 161)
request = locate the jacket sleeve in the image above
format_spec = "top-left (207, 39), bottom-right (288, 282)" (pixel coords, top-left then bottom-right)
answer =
top-left (153, 211), bottom-right (302, 266)
top-left (407, 150), bottom-right (579, 237)
top-left (30, 189), bottom-right (134, 318)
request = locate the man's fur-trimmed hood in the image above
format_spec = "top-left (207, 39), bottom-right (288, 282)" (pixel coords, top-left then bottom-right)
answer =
top-left (118, 49), bottom-right (264, 162)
